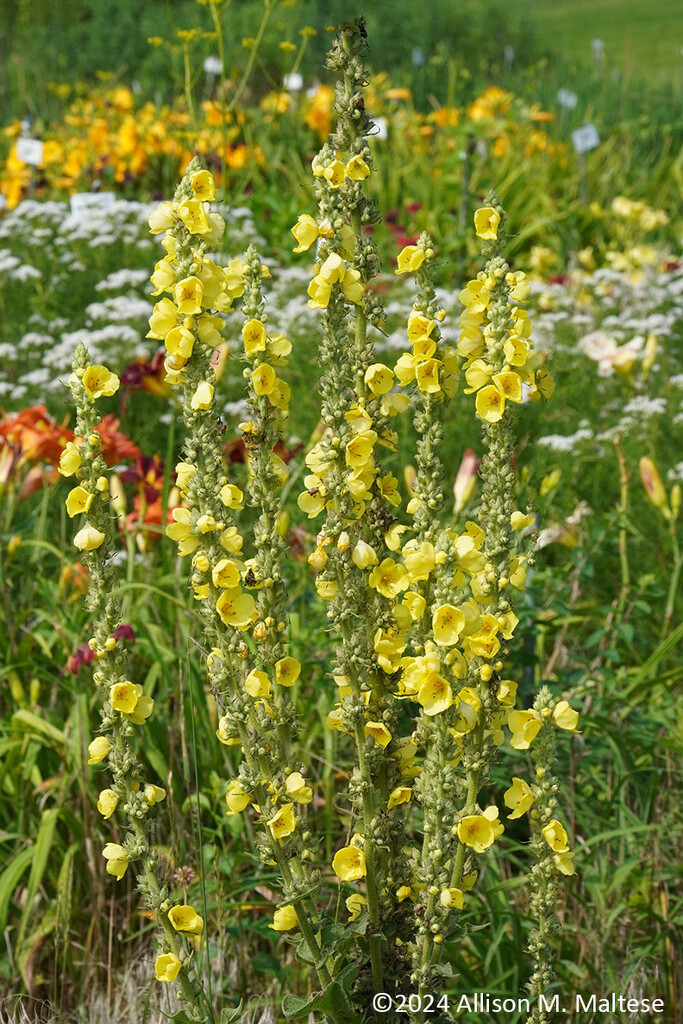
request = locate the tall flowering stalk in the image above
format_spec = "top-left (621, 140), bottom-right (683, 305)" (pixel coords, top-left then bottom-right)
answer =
top-left (453, 193), bottom-right (578, 1007)
top-left (388, 240), bottom-right (469, 991)
top-left (295, 20), bottom-right (421, 994)
top-left (524, 689), bottom-right (579, 1024)
top-left (153, 160), bottom-right (337, 998)
top-left (63, 349), bottom-right (212, 1022)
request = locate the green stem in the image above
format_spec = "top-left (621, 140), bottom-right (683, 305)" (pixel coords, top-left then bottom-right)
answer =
top-left (227, 0), bottom-right (275, 115)
top-left (662, 527), bottom-right (681, 636)
top-left (209, 0), bottom-right (228, 204)
top-left (183, 43), bottom-right (195, 123)
top-left (614, 438), bottom-right (630, 614)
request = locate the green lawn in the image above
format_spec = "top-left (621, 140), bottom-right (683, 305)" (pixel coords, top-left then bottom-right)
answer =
top-left (524, 0), bottom-right (682, 82)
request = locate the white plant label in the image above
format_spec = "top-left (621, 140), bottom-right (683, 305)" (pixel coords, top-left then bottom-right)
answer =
top-left (557, 88), bottom-right (578, 110)
top-left (204, 56), bottom-right (223, 76)
top-left (284, 72), bottom-right (303, 92)
top-left (571, 124), bottom-right (600, 154)
top-left (15, 137), bottom-right (44, 166)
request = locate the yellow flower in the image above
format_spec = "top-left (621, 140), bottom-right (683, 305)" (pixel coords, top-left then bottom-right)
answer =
top-left (155, 952), bottom-right (182, 982)
top-left (364, 721), bottom-right (392, 747)
top-left (352, 539), bottom-right (378, 569)
top-left (511, 511), bottom-right (536, 531)
top-left (148, 202), bottom-right (175, 233)
top-left (496, 679), bottom-right (518, 706)
top-left (542, 819), bottom-right (570, 853)
top-left (97, 789), bottom-right (118, 819)
top-left (174, 463), bottom-right (195, 494)
top-left (464, 359), bottom-right (492, 393)
top-left (307, 273), bottom-right (332, 309)
top-left (345, 431), bottom-right (376, 468)
top-left (346, 155), bottom-right (370, 180)
top-left (58, 441), bottom-right (82, 477)
top-left (319, 252), bottom-right (346, 283)
top-left (377, 473), bottom-right (401, 506)
top-left (415, 358), bottom-right (441, 393)
top-left (196, 313), bottom-right (224, 348)
top-left (508, 709), bottom-right (542, 750)
top-left (504, 777), bottom-right (534, 819)
top-left (267, 331), bottom-right (292, 361)
top-left (168, 905), bottom-right (204, 934)
top-left (474, 206), bottom-right (500, 240)
top-left (552, 700), bottom-right (580, 732)
top-left (554, 850), bottom-right (576, 876)
top-left (83, 365), bottom-right (119, 400)
top-left (403, 591), bottom-right (426, 621)
top-left (475, 384), bottom-right (505, 423)
top-left (226, 780), bottom-right (252, 814)
top-left (165, 326), bottom-right (195, 360)
top-left (110, 681), bottom-right (139, 715)
top-left (270, 905), bottom-right (299, 931)
top-left (381, 392), bottom-right (410, 416)
top-left (455, 814), bottom-right (497, 853)
top-left (88, 736), bottom-right (111, 764)
top-left (219, 484), bottom-right (244, 509)
top-left (368, 558), bottom-right (409, 599)
top-left (418, 674), bottom-right (453, 716)
top-left (285, 771), bottom-right (313, 803)
top-left (174, 276), bottom-right (204, 315)
top-left (165, 507), bottom-right (200, 555)
top-left (291, 213), bottom-right (319, 253)
top-left (395, 245), bottom-right (425, 275)
top-left (365, 363), bottom-right (394, 396)
top-left (74, 525), bottom-right (105, 551)
top-left (242, 318), bottom-right (267, 355)
top-left (244, 669), bottom-right (271, 699)
top-left (102, 843), bottom-right (129, 880)
top-left (191, 381), bottom-right (214, 410)
top-left (143, 784), bottom-right (166, 806)
top-left (387, 786), bottom-right (411, 809)
top-left (493, 371), bottom-right (523, 403)
top-left (504, 334), bottom-right (530, 367)
top-left (268, 803), bottom-right (297, 840)
top-left (346, 893), bottom-right (367, 921)
top-left (323, 158), bottom-right (347, 188)
top-left (440, 888), bottom-right (464, 909)
top-left (216, 588), bottom-right (256, 629)
top-left (211, 558), bottom-right (240, 589)
top-left (126, 687), bottom-right (154, 725)
top-left (432, 604), bottom-right (465, 646)
top-left (534, 368), bottom-right (555, 401)
top-left (66, 485), bottom-right (93, 518)
top-left (176, 198), bottom-right (210, 235)
top-left (333, 845), bottom-right (366, 881)
top-left (275, 657), bottom-right (301, 687)
top-left (252, 363), bottom-right (277, 396)
top-left (269, 378), bottom-right (291, 410)
top-left (190, 169), bottom-right (215, 200)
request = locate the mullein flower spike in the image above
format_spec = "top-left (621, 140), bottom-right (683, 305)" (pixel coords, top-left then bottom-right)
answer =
top-left (66, 347), bottom-right (211, 1022)
top-left (153, 161), bottom-right (334, 989)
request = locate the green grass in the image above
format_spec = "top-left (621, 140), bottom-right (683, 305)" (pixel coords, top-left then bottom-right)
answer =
top-left (523, 0), bottom-right (683, 83)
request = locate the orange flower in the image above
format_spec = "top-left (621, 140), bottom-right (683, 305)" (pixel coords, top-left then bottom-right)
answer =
top-left (0, 406), bottom-right (74, 466)
top-left (95, 415), bottom-right (141, 466)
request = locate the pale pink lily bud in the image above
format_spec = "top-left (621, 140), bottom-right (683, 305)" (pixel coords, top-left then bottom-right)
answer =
top-left (454, 447), bottom-right (479, 515)
top-left (639, 456), bottom-right (669, 515)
